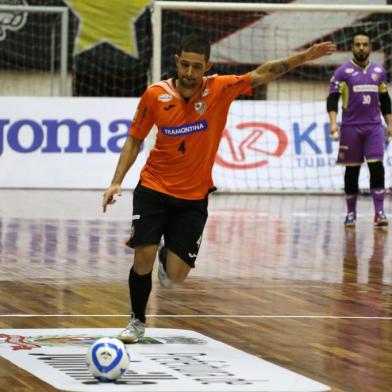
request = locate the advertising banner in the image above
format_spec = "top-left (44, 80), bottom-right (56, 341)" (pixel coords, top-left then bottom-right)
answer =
top-left (0, 97), bottom-right (145, 188)
top-left (1, 97), bottom-right (391, 190)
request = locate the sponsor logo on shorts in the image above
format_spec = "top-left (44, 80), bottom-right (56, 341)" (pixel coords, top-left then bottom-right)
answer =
top-left (132, 214), bottom-right (140, 220)
top-left (161, 120), bottom-right (208, 136)
top-left (188, 253), bottom-right (198, 259)
top-left (158, 94), bottom-right (173, 102)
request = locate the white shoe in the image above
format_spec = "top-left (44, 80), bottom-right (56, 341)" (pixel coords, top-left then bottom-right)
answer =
top-left (118, 314), bottom-right (145, 343)
top-left (374, 211), bottom-right (388, 228)
top-left (344, 212), bottom-right (356, 227)
top-left (157, 244), bottom-right (172, 288)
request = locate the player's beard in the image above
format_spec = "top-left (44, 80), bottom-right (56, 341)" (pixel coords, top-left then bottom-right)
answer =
top-left (178, 76), bottom-right (198, 89)
top-left (353, 51), bottom-right (369, 63)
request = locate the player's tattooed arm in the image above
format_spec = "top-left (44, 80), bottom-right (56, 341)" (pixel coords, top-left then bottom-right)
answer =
top-left (250, 59), bottom-right (292, 86)
top-left (250, 41), bottom-right (335, 87)
top-left (268, 61), bottom-right (289, 74)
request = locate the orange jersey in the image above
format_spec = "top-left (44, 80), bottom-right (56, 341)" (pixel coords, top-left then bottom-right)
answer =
top-left (130, 73), bottom-right (252, 199)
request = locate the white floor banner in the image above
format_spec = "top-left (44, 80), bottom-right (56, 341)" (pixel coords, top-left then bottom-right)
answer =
top-left (0, 328), bottom-right (330, 392)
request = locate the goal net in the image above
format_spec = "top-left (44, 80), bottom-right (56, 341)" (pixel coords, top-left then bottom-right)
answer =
top-left (0, 2), bottom-right (69, 96)
top-left (0, 1), bottom-right (152, 98)
top-left (153, 1), bottom-right (392, 193)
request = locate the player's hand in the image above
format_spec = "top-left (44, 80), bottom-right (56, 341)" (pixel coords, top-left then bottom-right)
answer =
top-left (386, 124), bottom-right (392, 145)
top-left (102, 184), bottom-right (122, 213)
top-left (305, 42), bottom-right (336, 61)
top-left (329, 124), bottom-right (340, 141)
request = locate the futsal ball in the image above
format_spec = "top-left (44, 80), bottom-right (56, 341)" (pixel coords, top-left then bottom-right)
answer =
top-left (86, 337), bottom-right (130, 382)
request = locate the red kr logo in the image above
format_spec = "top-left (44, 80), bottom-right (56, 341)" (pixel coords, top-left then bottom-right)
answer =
top-left (215, 122), bottom-right (288, 169)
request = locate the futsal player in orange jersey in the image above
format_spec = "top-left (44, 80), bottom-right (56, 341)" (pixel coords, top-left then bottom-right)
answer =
top-left (102, 35), bottom-right (336, 342)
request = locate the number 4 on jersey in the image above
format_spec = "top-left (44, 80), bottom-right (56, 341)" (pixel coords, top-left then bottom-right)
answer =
top-left (178, 141), bottom-right (186, 154)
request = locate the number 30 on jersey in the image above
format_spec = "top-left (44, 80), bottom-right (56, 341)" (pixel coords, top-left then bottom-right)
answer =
top-left (362, 94), bottom-right (371, 104)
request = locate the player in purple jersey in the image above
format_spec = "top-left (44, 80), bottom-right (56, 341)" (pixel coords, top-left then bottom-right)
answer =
top-left (327, 31), bottom-right (392, 228)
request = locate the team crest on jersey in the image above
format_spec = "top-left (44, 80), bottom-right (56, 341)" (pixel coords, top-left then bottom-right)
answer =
top-left (371, 73), bottom-right (379, 82)
top-left (374, 66), bottom-right (383, 73)
top-left (345, 68), bottom-right (354, 74)
top-left (158, 94), bottom-right (173, 102)
top-left (194, 101), bottom-right (206, 115)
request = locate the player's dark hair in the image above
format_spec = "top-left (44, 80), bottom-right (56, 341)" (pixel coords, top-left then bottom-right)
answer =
top-left (352, 31), bottom-right (371, 43)
top-left (177, 35), bottom-right (211, 61)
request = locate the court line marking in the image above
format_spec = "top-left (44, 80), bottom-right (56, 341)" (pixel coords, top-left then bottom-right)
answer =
top-left (0, 314), bottom-right (391, 319)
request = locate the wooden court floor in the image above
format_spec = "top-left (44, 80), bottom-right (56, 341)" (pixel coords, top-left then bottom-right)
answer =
top-left (0, 189), bottom-right (391, 392)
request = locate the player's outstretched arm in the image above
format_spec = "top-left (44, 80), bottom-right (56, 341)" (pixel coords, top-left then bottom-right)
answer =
top-left (102, 136), bottom-right (143, 213)
top-left (250, 42), bottom-right (336, 87)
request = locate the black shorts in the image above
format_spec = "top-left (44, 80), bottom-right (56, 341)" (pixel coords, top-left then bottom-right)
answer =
top-left (126, 184), bottom-right (208, 267)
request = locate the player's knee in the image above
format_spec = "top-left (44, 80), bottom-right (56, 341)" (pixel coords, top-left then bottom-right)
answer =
top-left (166, 257), bottom-right (191, 284)
top-left (368, 161), bottom-right (385, 189)
top-left (133, 245), bottom-right (158, 274)
top-left (344, 166), bottom-right (360, 194)
top-left (168, 270), bottom-right (188, 284)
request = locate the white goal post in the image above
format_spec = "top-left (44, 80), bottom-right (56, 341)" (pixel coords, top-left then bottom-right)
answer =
top-left (0, 4), bottom-right (69, 96)
top-left (151, 1), bottom-right (392, 193)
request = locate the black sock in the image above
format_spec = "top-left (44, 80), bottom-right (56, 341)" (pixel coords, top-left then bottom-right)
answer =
top-left (128, 267), bottom-right (151, 323)
top-left (159, 245), bottom-right (168, 271)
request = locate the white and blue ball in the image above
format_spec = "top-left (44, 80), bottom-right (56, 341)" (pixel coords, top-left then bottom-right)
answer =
top-left (86, 337), bottom-right (129, 382)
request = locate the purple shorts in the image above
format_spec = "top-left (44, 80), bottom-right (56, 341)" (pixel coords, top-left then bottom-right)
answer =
top-left (337, 124), bottom-right (385, 165)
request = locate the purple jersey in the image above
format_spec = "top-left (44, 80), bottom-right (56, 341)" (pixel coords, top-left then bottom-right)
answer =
top-left (329, 61), bottom-right (388, 125)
